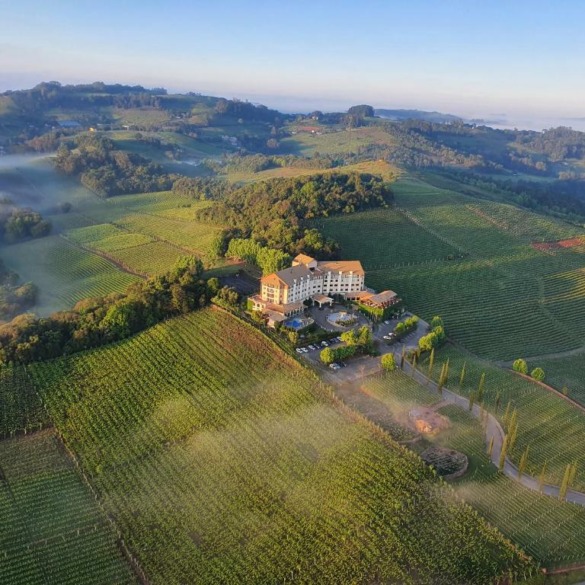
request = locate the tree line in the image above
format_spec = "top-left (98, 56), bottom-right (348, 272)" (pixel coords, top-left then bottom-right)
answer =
top-left (198, 172), bottom-right (394, 256)
top-left (0, 260), bottom-right (36, 321)
top-left (0, 205), bottom-right (51, 243)
top-left (0, 256), bottom-right (223, 365)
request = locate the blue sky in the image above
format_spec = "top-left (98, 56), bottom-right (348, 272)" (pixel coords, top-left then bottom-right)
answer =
top-left (1, 0), bottom-right (584, 120)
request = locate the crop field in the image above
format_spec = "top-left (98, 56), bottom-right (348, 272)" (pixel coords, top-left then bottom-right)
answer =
top-left (3, 236), bottom-right (140, 315)
top-left (322, 175), bottom-right (585, 362)
top-left (224, 159), bottom-right (399, 184)
top-left (0, 366), bottom-right (48, 438)
top-left (537, 353), bottom-right (585, 406)
top-left (25, 309), bottom-right (535, 584)
top-left (108, 241), bottom-right (185, 275)
top-left (280, 126), bottom-right (397, 157)
top-left (1, 158), bottom-right (224, 314)
top-left (0, 430), bottom-right (135, 585)
top-left (417, 345), bottom-right (585, 492)
top-left (114, 212), bottom-right (220, 254)
top-left (359, 373), bottom-right (585, 566)
top-left (320, 207), bottom-right (462, 269)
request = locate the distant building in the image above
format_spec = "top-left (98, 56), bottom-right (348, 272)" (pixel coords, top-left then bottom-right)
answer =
top-left (58, 120), bottom-right (82, 129)
top-left (250, 254), bottom-right (369, 318)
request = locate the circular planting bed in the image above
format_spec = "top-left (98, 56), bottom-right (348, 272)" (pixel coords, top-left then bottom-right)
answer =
top-left (420, 446), bottom-right (469, 480)
top-left (326, 311), bottom-right (357, 327)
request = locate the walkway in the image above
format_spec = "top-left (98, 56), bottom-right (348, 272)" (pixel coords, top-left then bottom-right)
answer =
top-left (334, 349), bottom-right (585, 508)
top-left (398, 357), bottom-right (585, 507)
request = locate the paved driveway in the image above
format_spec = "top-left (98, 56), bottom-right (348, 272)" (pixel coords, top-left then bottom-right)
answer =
top-left (298, 313), bottom-right (430, 384)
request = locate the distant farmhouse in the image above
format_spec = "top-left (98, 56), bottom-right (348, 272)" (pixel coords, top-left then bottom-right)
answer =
top-left (250, 254), bottom-right (399, 326)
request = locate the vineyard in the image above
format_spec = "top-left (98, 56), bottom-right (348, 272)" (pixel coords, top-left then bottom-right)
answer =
top-left (322, 175), bottom-right (585, 364)
top-left (418, 346), bottom-right (585, 493)
top-left (0, 366), bottom-right (48, 438)
top-left (24, 309), bottom-right (536, 584)
top-left (1, 161), bottom-right (225, 315)
top-left (3, 236), bottom-right (140, 315)
top-left (0, 430), bottom-right (135, 585)
top-left (359, 373), bottom-right (585, 565)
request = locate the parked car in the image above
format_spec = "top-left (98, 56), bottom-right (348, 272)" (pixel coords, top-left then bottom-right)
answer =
top-left (329, 363), bottom-right (341, 370)
top-left (296, 348), bottom-right (303, 354)
top-left (321, 341), bottom-right (329, 347)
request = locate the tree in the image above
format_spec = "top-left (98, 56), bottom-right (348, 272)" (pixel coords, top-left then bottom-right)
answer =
top-left (381, 353), bottom-right (396, 372)
top-left (499, 435), bottom-right (509, 472)
top-left (477, 373), bottom-right (486, 403)
top-left (428, 347), bottom-right (435, 376)
top-left (430, 315), bottom-right (444, 329)
top-left (512, 359), bottom-right (528, 375)
top-left (518, 446), bottom-right (529, 479)
top-left (320, 347), bottom-right (335, 365)
top-left (531, 367), bottom-right (545, 382)
top-left (459, 361), bottom-right (466, 388)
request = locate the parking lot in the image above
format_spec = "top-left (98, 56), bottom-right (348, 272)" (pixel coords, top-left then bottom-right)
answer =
top-left (296, 313), bottom-right (430, 384)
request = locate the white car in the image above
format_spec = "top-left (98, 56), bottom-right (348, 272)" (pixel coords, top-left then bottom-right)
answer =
top-left (329, 363), bottom-right (341, 370)
top-left (296, 348), bottom-right (303, 354)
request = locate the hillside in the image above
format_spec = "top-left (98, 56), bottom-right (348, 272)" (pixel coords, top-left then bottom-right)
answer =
top-left (21, 308), bottom-right (534, 584)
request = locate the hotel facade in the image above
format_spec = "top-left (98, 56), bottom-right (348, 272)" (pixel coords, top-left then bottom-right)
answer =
top-left (250, 254), bottom-right (398, 323)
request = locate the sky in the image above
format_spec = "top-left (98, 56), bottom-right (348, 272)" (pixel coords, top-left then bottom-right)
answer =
top-left (1, 0), bottom-right (584, 125)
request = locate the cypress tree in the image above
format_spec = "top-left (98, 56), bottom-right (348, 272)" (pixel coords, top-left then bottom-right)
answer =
top-left (487, 436), bottom-right (495, 458)
top-left (459, 361), bottom-right (466, 389)
top-left (499, 435), bottom-right (509, 472)
top-left (494, 390), bottom-right (502, 415)
top-left (502, 401), bottom-right (512, 426)
top-left (468, 391), bottom-right (475, 412)
top-left (559, 464), bottom-right (572, 501)
top-left (538, 461), bottom-right (548, 492)
top-left (477, 372), bottom-right (486, 403)
top-left (411, 354), bottom-right (417, 378)
top-left (400, 346), bottom-right (405, 369)
top-left (428, 347), bottom-right (435, 377)
top-left (518, 445), bottom-right (529, 479)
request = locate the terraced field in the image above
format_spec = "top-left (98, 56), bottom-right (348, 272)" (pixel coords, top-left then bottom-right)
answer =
top-left (24, 309), bottom-right (535, 584)
top-left (359, 373), bottom-right (585, 566)
top-left (0, 431), bottom-right (135, 585)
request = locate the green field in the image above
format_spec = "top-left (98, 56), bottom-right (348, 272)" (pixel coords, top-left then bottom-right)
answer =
top-left (0, 366), bottom-right (48, 438)
top-left (415, 345), bottom-right (585, 493)
top-left (3, 236), bottom-right (140, 315)
top-left (0, 159), bottom-right (224, 313)
top-left (281, 126), bottom-right (397, 157)
top-left (538, 353), bottom-right (585, 405)
top-left (359, 373), bottom-right (585, 566)
top-left (0, 430), bottom-right (135, 585)
top-left (322, 175), bottom-right (585, 363)
top-left (25, 309), bottom-right (535, 584)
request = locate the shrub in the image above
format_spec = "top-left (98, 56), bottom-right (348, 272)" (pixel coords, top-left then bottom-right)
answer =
top-left (531, 367), bottom-right (545, 382)
top-left (381, 353), bottom-right (396, 372)
top-left (512, 359), bottom-right (528, 375)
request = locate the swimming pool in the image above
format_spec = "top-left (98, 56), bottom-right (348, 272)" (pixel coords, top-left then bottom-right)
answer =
top-left (285, 318), bottom-right (306, 330)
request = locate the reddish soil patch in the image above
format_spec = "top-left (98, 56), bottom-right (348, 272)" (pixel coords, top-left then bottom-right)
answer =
top-left (408, 407), bottom-right (450, 434)
top-left (532, 236), bottom-right (585, 252)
